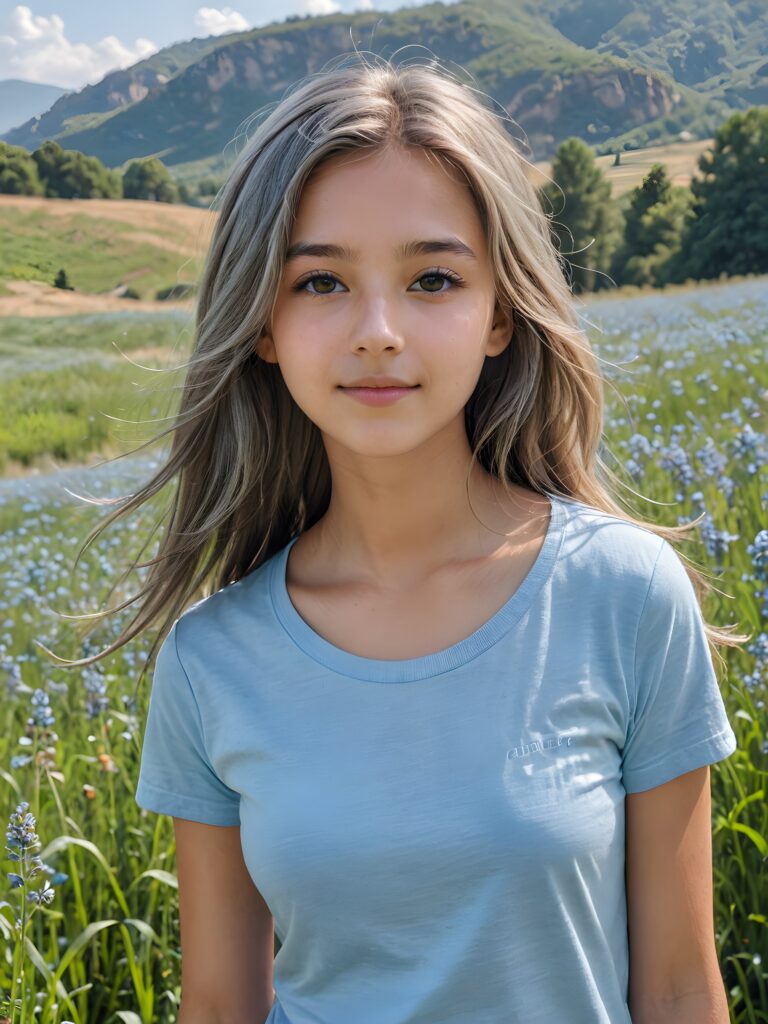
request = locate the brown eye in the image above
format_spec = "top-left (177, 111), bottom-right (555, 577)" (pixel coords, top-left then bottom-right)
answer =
top-left (418, 273), bottom-right (447, 292)
top-left (411, 268), bottom-right (465, 294)
top-left (294, 273), bottom-right (343, 296)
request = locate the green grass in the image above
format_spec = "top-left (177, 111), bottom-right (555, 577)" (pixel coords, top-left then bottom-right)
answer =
top-left (0, 312), bottom-right (193, 472)
top-left (0, 206), bottom-right (204, 300)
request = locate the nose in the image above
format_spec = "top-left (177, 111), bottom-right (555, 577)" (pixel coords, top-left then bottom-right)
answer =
top-left (351, 294), bottom-right (406, 354)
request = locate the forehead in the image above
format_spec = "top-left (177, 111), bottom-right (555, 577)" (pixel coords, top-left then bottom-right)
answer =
top-left (291, 145), bottom-right (484, 247)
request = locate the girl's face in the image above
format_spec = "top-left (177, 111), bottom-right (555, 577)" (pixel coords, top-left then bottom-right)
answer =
top-left (256, 144), bottom-right (512, 459)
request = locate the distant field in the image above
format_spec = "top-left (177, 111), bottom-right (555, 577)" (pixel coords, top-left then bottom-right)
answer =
top-left (0, 138), bottom-right (713, 315)
top-left (530, 137), bottom-right (714, 197)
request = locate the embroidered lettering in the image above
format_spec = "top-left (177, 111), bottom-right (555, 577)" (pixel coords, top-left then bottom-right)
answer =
top-left (506, 734), bottom-right (573, 759)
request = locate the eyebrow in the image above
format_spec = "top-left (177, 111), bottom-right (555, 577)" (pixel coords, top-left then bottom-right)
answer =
top-left (284, 236), bottom-right (478, 263)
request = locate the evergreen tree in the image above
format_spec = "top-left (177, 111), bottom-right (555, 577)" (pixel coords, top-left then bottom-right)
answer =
top-left (623, 164), bottom-right (671, 255)
top-left (671, 107), bottom-right (768, 281)
top-left (539, 137), bottom-right (621, 294)
top-left (622, 188), bottom-right (694, 288)
top-left (611, 164), bottom-right (693, 288)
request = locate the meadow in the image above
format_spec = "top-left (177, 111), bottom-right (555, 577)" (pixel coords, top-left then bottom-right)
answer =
top-left (0, 196), bottom-right (211, 304)
top-left (0, 275), bottom-right (766, 1022)
top-left (0, 310), bottom-right (194, 476)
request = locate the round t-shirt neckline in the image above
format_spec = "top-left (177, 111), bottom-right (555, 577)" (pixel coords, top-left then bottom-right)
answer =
top-left (269, 490), bottom-right (568, 682)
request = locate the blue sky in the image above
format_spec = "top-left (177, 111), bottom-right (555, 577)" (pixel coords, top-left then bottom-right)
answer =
top-left (0, 0), bottom-right (459, 90)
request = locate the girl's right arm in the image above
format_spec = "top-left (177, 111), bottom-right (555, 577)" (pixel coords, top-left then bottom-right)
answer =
top-left (173, 817), bottom-right (276, 1024)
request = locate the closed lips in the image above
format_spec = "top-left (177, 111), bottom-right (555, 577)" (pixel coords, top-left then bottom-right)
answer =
top-left (340, 380), bottom-right (419, 388)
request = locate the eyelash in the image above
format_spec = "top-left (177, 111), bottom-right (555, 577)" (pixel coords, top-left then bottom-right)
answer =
top-left (292, 267), bottom-right (466, 297)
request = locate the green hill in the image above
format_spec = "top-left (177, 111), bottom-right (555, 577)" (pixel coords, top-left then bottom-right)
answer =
top-left (0, 195), bottom-right (210, 303)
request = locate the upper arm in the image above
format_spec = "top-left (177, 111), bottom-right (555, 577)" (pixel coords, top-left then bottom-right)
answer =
top-left (174, 817), bottom-right (275, 1022)
top-left (625, 765), bottom-right (729, 1014)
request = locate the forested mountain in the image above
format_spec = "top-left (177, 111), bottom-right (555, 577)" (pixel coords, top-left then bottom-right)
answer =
top-left (2, 0), bottom-right (763, 167)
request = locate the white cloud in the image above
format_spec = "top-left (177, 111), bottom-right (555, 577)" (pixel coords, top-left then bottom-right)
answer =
top-left (193, 6), bottom-right (251, 37)
top-left (301, 0), bottom-right (343, 13)
top-left (0, 6), bottom-right (157, 89)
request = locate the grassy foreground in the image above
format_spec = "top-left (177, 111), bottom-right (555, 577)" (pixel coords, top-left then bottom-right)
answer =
top-left (0, 311), bottom-right (192, 475)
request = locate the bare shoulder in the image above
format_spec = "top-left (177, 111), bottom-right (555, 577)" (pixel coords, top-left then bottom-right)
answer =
top-left (173, 818), bottom-right (275, 1020)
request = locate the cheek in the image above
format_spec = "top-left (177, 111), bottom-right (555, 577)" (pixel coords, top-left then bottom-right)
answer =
top-left (421, 297), bottom-right (490, 354)
top-left (278, 354), bottom-right (324, 402)
top-left (272, 338), bottom-right (336, 418)
top-left (422, 322), bottom-right (488, 381)
top-left (270, 313), bottom-right (328, 376)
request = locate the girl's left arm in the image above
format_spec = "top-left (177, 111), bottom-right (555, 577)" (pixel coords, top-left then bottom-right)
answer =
top-left (625, 764), bottom-right (731, 1024)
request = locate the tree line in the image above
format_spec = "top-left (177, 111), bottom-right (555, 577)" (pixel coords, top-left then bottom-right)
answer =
top-left (0, 140), bottom-right (191, 204)
top-left (1, 105), bottom-right (766, 292)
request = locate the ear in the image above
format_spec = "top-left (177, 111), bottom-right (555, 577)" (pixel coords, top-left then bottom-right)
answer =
top-left (486, 299), bottom-right (514, 358)
top-left (254, 328), bottom-right (278, 364)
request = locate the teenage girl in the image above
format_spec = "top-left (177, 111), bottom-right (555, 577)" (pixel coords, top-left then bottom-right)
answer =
top-left (102, 56), bottom-right (740, 1023)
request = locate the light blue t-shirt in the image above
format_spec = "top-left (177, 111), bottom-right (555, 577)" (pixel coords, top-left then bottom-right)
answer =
top-left (135, 491), bottom-right (737, 1024)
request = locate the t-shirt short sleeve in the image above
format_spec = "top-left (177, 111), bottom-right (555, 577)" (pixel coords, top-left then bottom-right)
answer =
top-left (135, 619), bottom-right (241, 826)
top-left (621, 538), bottom-right (738, 794)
